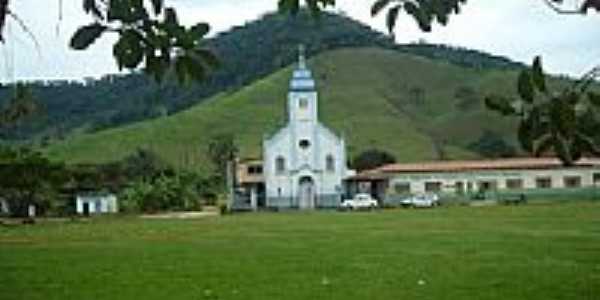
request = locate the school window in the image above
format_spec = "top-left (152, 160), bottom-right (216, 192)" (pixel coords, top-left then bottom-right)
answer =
top-left (467, 182), bottom-right (473, 192)
top-left (506, 179), bottom-right (523, 189)
top-left (563, 176), bottom-right (581, 188)
top-left (394, 182), bottom-right (411, 194)
top-left (425, 182), bottom-right (442, 192)
top-left (455, 182), bottom-right (465, 195)
top-left (478, 180), bottom-right (497, 191)
top-left (593, 173), bottom-right (600, 184)
top-left (536, 177), bottom-right (552, 189)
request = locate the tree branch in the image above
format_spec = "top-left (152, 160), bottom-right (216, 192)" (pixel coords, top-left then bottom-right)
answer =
top-left (542, 0), bottom-right (586, 15)
top-left (0, 0), bottom-right (8, 42)
top-left (573, 65), bottom-right (600, 93)
top-left (7, 10), bottom-right (41, 53)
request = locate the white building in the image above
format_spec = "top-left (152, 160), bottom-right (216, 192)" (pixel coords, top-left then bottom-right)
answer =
top-left (235, 46), bottom-right (354, 210)
top-left (76, 193), bottom-right (118, 215)
top-left (348, 158), bottom-right (600, 204)
top-left (0, 198), bottom-right (8, 215)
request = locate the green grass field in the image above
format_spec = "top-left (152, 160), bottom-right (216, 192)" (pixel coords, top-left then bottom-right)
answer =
top-left (1, 202), bottom-right (599, 300)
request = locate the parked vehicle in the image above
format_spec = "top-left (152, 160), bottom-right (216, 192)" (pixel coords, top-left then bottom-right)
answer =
top-left (499, 194), bottom-right (527, 205)
top-left (340, 193), bottom-right (378, 210)
top-left (400, 193), bottom-right (440, 208)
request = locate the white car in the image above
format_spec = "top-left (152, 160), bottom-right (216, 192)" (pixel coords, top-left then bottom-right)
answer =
top-left (400, 193), bottom-right (440, 208)
top-left (340, 193), bottom-right (378, 210)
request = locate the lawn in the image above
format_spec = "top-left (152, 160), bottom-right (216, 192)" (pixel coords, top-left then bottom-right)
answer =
top-left (1, 202), bottom-right (599, 300)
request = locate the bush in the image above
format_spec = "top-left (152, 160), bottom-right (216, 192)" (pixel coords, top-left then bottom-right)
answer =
top-left (118, 172), bottom-right (209, 213)
top-left (219, 203), bottom-right (229, 215)
top-left (351, 148), bottom-right (397, 172)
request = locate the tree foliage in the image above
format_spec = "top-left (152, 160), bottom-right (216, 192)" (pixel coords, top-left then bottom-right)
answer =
top-left (0, 0), bottom-right (7, 42)
top-left (119, 172), bottom-right (206, 213)
top-left (468, 130), bottom-right (517, 158)
top-left (0, 147), bottom-right (66, 217)
top-left (0, 84), bottom-right (39, 129)
top-left (207, 134), bottom-right (238, 183)
top-left (278, 0), bottom-right (336, 15)
top-left (351, 148), bottom-right (397, 171)
top-left (71, 0), bottom-right (218, 84)
top-left (369, 0), bottom-right (600, 34)
top-left (485, 57), bottom-right (600, 165)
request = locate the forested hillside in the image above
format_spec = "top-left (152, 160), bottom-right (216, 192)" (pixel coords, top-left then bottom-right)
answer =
top-left (0, 10), bottom-right (524, 142)
top-left (46, 47), bottom-right (529, 169)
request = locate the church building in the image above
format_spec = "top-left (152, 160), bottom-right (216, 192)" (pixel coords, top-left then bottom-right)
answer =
top-left (235, 46), bottom-right (354, 210)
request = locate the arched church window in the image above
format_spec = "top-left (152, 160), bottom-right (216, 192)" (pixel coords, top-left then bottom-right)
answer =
top-left (299, 98), bottom-right (308, 109)
top-left (326, 155), bottom-right (335, 172)
top-left (275, 156), bottom-right (286, 174)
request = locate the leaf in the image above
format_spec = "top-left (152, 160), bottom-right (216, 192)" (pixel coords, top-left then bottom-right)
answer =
top-left (113, 30), bottom-right (144, 70)
top-left (581, 0), bottom-right (600, 13)
top-left (107, 0), bottom-right (128, 21)
top-left (83, 0), bottom-right (104, 19)
top-left (163, 7), bottom-right (184, 36)
top-left (531, 56), bottom-right (547, 92)
top-left (190, 23), bottom-right (210, 40)
top-left (306, 0), bottom-right (322, 16)
top-left (404, 2), bottom-right (432, 32)
top-left (70, 23), bottom-right (107, 50)
top-left (306, 0), bottom-right (335, 14)
top-left (517, 70), bottom-right (535, 103)
top-left (150, 0), bottom-right (164, 15)
top-left (386, 5), bottom-right (402, 34)
top-left (371, 0), bottom-right (391, 16)
top-left (164, 7), bottom-right (178, 25)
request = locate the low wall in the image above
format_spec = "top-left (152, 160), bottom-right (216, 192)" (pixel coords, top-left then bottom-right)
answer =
top-left (266, 194), bottom-right (341, 209)
top-left (383, 187), bottom-right (600, 207)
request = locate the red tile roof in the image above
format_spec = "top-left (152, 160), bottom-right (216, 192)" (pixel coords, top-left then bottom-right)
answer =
top-left (351, 157), bottom-right (600, 180)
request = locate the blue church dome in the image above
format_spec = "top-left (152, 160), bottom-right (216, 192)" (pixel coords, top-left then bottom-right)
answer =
top-left (289, 45), bottom-right (315, 91)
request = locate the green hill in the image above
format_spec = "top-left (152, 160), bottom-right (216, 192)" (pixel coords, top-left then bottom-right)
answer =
top-left (45, 47), bottom-right (525, 169)
top-left (0, 10), bottom-right (522, 143)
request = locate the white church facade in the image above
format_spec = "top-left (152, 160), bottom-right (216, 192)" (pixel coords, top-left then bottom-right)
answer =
top-left (234, 47), bottom-right (354, 210)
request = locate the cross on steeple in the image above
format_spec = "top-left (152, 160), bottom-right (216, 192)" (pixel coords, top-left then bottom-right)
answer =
top-left (298, 44), bottom-right (306, 69)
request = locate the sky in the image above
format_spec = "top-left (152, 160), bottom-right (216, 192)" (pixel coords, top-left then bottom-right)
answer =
top-left (0, 0), bottom-right (598, 83)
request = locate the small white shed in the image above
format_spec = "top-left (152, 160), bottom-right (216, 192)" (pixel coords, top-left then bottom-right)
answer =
top-left (0, 198), bottom-right (9, 215)
top-left (76, 193), bottom-right (118, 215)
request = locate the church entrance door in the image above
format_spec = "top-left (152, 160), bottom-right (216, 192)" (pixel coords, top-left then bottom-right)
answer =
top-left (298, 176), bottom-right (315, 209)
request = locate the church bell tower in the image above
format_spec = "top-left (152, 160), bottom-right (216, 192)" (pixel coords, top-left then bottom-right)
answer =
top-left (288, 45), bottom-right (318, 123)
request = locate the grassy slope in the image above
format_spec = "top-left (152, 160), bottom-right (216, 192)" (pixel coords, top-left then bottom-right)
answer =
top-left (1, 202), bottom-right (599, 300)
top-left (46, 47), bottom-right (524, 169)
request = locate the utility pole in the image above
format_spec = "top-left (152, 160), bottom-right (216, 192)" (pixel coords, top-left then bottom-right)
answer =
top-left (225, 159), bottom-right (235, 212)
